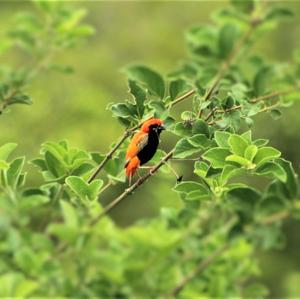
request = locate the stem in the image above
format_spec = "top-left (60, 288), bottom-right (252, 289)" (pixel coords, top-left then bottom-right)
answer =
top-left (249, 89), bottom-right (297, 103)
top-left (89, 149), bottom-right (174, 225)
top-left (206, 88), bottom-right (300, 125)
top-left (166, 89), bottom-right (196, 108)
top-left (167, 244), bottom-right (229, 298)
top-left (197, 24), bottom-right (257, 118)
top-left (0, 90), bottom-right (18, 115)
top-left (98, 180), bottom-right (113, 196)
top-left (260, 210), bottom-right (290, 224)
top-left (87, 130), bottom-right (131, 183)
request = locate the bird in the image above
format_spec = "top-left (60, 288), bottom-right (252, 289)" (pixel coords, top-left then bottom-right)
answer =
top-left (125, 118), bottom-right (165, 185)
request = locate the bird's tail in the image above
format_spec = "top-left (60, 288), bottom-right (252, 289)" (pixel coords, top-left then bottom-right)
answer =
top-left (125, 156), bottom-right (140, 184)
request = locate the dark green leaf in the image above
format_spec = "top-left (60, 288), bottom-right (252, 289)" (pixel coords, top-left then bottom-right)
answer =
top-left (270, 109), bottom-right (282, 120)
top-left (218, 24), bottom-right (237, 59)
top-left (253, 66), bottom-right (273, 96)
top-left (256, 161), bottom-right (287, 182)
top-left (169, 79), bottom-right (189, 100)
top-left (129, 80), bottom-right (146, 119)
top-left (123, 65), bottom-right (165, 99)
top-left (173, 138), bottom-right (199, 159)
top-left (192, 119), bottom-right (210, 137)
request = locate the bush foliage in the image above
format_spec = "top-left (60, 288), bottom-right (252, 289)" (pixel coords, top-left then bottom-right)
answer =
top-left (0, 0), bottom-right (300, 297)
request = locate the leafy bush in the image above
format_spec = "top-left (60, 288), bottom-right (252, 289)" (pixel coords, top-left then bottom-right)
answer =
top-left (0, 0), bottom-right (300, 297)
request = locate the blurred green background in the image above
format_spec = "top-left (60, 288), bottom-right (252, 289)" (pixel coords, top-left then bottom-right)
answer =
top-left (1, 1), bottom-right (300, 297)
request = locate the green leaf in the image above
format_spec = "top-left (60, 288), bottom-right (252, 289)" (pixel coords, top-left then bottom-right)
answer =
top-left (228, 134), bottom-right (248, 156)
top-left (244, 145), bottom-right (258, 162)
top-left (89, 180), bottom-right (104, 200)
top-left (123, 65), bottom-right (165, 99)
top-left (172, 122), bottom-right (193, 137)
top-left (253, 138), bottom-right (269, 147)
top-left (20, 194), bottom-right (50, 210)
top-left (270, 109), bottom-right (282, 120)
top-left (6, 157), bottom-right (25, 188)
top-left (253, 66), bottom-right (273, 96)
top-left (0, 143), bottom-right (17, 161)
top-left (30, 158), bottom-right (47, 171)
top-left (192, 119), bottom-right (210, 137)
top-left (194, 161), bottom-right (209, 178)
top-left (66, 176), bottom-right (89, 198)
top-left (218, 23), bottom-right (237, 59)
top-left (231, 0), bottom-right (254, 13)
top-left (110, 103), bottom-right (134, 118)
top-left (276, 158), bottom-right (298, 199)
top-left (203, 148), bottom-right (231, 168)
top-left (256, 161), bottom-right (287, 182)
top-left (227, 186), bottom-right (261, 215)
top-left (221, 165), bottom-right (244, 184)
top-left (185, 189), bottom-right (209, 201)
top-left (265, 6), bottom-right (294, 21)
top-left (45, 151), bottom-right (66, 179)
top-left (71, 162), bottom-right (94, 176)
top-left (66, 176), bottom-right (103, 200)
top-left (214, 131), bottom-right (230, 148)
top-left (243, 283), bottom-right (269, 299)
top-left (188, 134), bottom-right (213, 148)
top-left (226, 155), bottom-right (251, 167)
top-left (169, 79), bottom-right (189, 100)
top-left (241, 130), bottom-right (252, 144)
top-left (9, 94), bottom-right (32, 106)
top-left (173, 181), bottom-right (209, 200)
top-left (173, 138), bottom-right (199, 159)
top-left (0, 160), bottom-right (9, 170)
top-left (129, 80), bottom-right (146, 118)
top-left (253, 147), bottom-right (281, 166)
top-left (181, 111), bottom-right (194, 121)
top-left (60, 201), bottom-right (78, 228)
top-left (148, 100), bottom-right (168, 119)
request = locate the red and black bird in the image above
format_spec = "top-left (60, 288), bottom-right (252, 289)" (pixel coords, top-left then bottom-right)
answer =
top-left (125, 118), bottom-right (165, 184)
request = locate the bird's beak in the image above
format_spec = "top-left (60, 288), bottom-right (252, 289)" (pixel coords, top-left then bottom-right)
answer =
top-left (160, 125), bottom-right (166, 130)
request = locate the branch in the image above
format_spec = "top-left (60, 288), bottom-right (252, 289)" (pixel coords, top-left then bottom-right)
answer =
top-left (197, 22), bottom-right (258, 118)
top-left (0, 90), bottom-right (18, 115)
top-left (87, 130), bottom-right (132, 183)
top-left (88, 88), bottom-right (196, 182)
top-left (167, 244), bottom-right (229, 298)
top-left (206, 87), bottom-right (300, 125)
top-left (87, 14), bottom-right (264, 182)
top-left (166, 89), bottom-right (196, 108)
top-left (89, 149), bottom-right (174, 225)
top-left (260, 210), bottom-right (290, 224)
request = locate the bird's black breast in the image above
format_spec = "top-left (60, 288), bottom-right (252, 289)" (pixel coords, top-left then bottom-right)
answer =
top-left (137, 131), bottom-right (160, 165)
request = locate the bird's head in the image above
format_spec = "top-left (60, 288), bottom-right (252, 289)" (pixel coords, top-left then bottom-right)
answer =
top-left (141, 118), bottom-right (165, 134)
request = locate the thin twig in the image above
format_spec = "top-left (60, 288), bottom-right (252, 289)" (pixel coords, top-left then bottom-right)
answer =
top-left (249, 89), bottom-right (297, 103)
top-left (167, 244), bottom-right (229, 298)
top-left (89, 149), bottom-right (174, 226)
top-left (197, 23), bottom-right (257, 118)
top-left (260, 210), bottom-right (290, 224)
top-left (98, 180), bottom-right (113, 196)
top-left (0, 90), bottom-right (18, 115)
top-left (204, 107), bottom-right (218, 122)
top-left (206, 87), bottom-right (300, 125)
top-left (166, 89), bottom-right (196, 108)
top-left (87, 130), bottom-right (131, 183)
